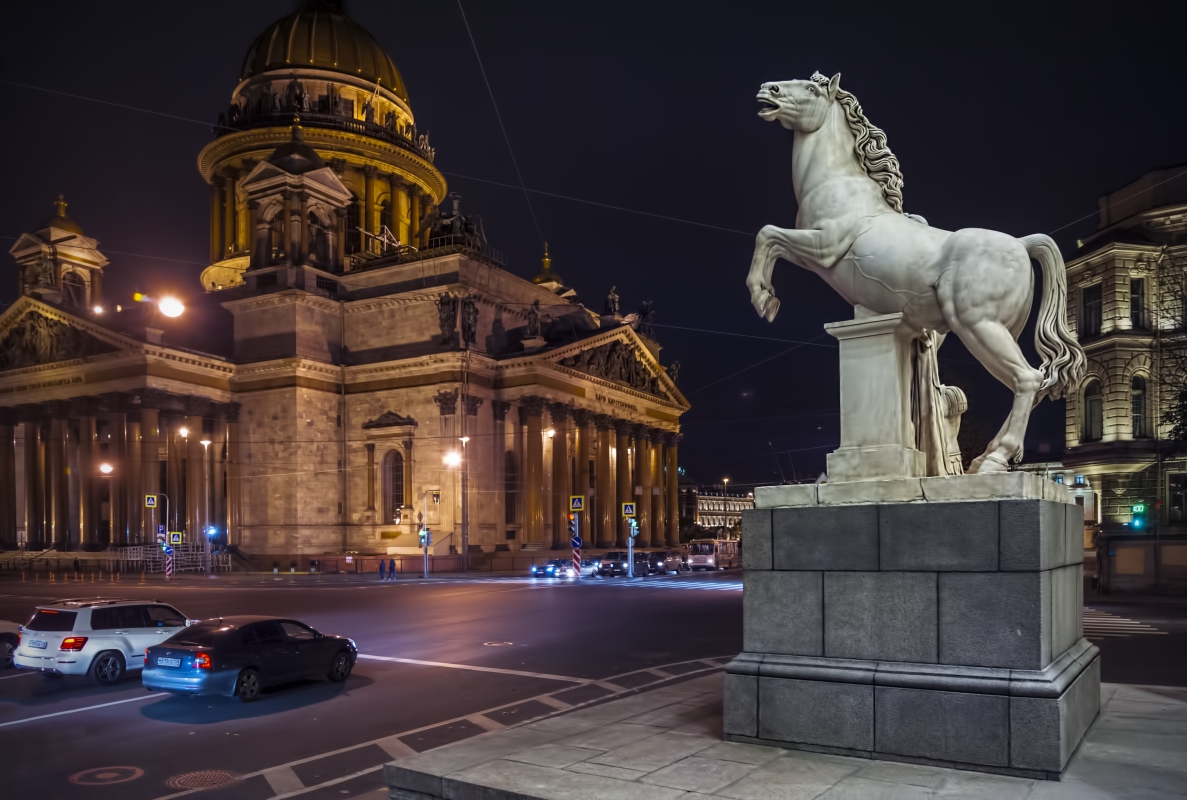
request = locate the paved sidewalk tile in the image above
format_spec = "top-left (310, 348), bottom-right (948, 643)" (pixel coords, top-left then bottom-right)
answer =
top-left (640, 755), bottom-right (760, 793)
top-left (558, 722), bottom-right (668, 751)
top-left (589, 730), bottom-right (717, 771)
top-left (504, 743), bottom-right (601, 769)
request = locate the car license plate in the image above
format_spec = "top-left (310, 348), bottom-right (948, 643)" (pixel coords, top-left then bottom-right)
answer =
top-left (29, 640), bottom-right (47, 649)
top-left (156, 657), bottom-right (181, 667)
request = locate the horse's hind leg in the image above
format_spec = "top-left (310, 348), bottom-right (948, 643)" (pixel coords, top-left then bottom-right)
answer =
top-left (950, 318), bottom-right (1043, 472)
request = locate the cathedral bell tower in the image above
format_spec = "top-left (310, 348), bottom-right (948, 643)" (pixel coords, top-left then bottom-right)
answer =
top-left (8, 196), bottom-right (109, 312)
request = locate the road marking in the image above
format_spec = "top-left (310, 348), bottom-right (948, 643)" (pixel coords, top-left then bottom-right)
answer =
top-left (0, 694), bottom-right (154, 728)
top-left (375, 734), bottom-right (417, 760)
top-left (466, 713), bottom-right (506, 732)
top-left (1083, 609), bottom-right (1166, 641)
top-left (535, 695), bottom-right (572, 710)
top-left (269, 764), bottom-right (385, 799)
top-left (0, 671), bottom-right (35, 681)
top-left (357, 654), bottom-right (584, 684)
top-left (261, 766), bottom-right (304, 794)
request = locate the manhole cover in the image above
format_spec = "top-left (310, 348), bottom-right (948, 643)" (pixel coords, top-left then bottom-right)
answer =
top-left (483, 641), bottom-right (513, 646)
top-left (70, 767), bottom-right (144, 785)
top-left (166, 770), bottom-right (239, 789)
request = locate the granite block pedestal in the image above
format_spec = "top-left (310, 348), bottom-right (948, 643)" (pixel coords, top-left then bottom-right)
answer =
top-left (725, 476), bottom-right (1099, 780)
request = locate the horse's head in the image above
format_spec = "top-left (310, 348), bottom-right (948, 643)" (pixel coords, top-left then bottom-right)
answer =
top-left (757, 72), bottom-right (841, 132)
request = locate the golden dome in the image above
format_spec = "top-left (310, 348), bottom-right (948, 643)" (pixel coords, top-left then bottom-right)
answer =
top-left (39, 194), bottom-right (83, 235)
top-left (532, 242), bottom-right (562, 285)
top-left (241, 0), bottom-right (408, 102)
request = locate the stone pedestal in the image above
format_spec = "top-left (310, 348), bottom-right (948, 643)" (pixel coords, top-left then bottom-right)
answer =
top-left (724, 485), bottom-right (1099, 780)
top-left (824, 310), bottom-right (923, 482)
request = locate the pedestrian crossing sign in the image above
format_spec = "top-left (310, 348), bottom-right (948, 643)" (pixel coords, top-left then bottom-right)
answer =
top-left (169, 532), bottom-right (183, 545)
top-left (569, 496), bottom-right (584, 512)
top-left (622, 502), bottom-right (636, 517)
top-left (145, 495), bottom-right (157, 508)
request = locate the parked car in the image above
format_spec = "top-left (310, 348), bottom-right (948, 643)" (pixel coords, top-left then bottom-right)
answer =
top-left (577, 559), bottom-right (599, 577)
top-left (647, 551), bottom-right (681, 575)
top-left (530, 559), bottom-right (575, 578)
top-left (143, 616), bottom-right (357, 702)
top-left (0, 619), bottom-right (20, 670)
top-left (13, 598), bottom-right (191, 684)
top-left (598, 551), bottom-right (652, 577)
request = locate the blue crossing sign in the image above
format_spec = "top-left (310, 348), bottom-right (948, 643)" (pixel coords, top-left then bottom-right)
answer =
top-left (622, 502), bottom-right (636, 517)
top-left (569, 496), bottom-right (584, 512)
top-left (571, 536), bottom-right (583, 549)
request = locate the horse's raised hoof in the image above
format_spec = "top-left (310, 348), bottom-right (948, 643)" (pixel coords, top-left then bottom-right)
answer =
top-left (972, 453), bottom-right (1010, 474)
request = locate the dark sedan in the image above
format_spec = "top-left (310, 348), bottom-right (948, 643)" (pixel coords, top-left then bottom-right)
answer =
top-left (142, 616), bottom-right (357, 702)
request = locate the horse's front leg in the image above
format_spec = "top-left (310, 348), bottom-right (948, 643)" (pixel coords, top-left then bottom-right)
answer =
top-left (746, 225), bottom-right (829, 322)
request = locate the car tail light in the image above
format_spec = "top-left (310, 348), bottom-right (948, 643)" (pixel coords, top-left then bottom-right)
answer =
top-left (193, 652), bottom-right (212, 670)
top-left (60, 637), bottom-right (88, 651)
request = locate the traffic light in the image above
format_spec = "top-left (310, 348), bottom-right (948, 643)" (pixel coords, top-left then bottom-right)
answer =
top-left (628, 518), bottom-right (639, 537)
top-left (419, 527), bottom-right (432, 547)
top-left (1130, 503), bottom-right (1147, 530)
top-left (567, 513), bottom-right (577, 538)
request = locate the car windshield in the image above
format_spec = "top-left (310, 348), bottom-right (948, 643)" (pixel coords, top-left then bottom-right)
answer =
top-left (25, 609), bottom-right (77, 632)
top-left (546, 560), bottom-right (567, 567)
top-left (604, 552), bottom-right (626, 559)
top-left (690, 543), bottom-right (716, 555)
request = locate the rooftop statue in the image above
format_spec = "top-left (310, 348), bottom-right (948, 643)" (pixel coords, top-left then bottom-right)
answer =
top-left (745, 72), bottom-right (1085, 473)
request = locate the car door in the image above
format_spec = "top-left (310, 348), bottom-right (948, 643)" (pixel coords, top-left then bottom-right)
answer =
top-left (115, 605), bottom-right (159, 669)
top-left (279, 621), bottom-right (325, 678)
top-left (245, 621), bottom-right (295, 685)
top-left (145, 605), bottom-right (188, 649)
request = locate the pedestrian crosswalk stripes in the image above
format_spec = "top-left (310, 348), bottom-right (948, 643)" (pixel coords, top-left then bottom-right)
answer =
top-left (1083, 608), bottom-right (1166, 641)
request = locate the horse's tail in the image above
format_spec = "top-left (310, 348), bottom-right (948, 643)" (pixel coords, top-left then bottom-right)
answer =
top-left (1021, 234), bottom-right (1086, 400)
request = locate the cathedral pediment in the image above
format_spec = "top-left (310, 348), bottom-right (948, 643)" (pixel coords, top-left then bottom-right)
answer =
top-left (0, 302), bottom-right (136, 373)
top-left (550, 330), bottom-right (687, 407)
top-left (362, 410), bottom-right (418, 429)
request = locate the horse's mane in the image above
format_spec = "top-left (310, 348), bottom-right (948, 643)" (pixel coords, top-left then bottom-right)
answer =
top-left (810, 72), bottom-right (904, 214)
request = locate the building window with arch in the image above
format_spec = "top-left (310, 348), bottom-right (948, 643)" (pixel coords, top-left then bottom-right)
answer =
top-left (61, 271), bottom-right (86, 309)
top-left (381, 450), bottom-right (404, 524)
top-left (1083, 380), bottom-right (1103, 442)
top-left (1081, 284), bottom-right (1102, 338)
top-left (1132, 375), bottom-right (1148, 438)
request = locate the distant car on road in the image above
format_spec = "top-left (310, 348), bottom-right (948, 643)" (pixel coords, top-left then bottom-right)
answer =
top-left (647, 551), bottom-right (681, 575)
top-left (0, 619), bottom-right (20, 670)
top-left (577, 559), bottom-right (599, 577)
top-left (598, 551), bottom-right (652, 577)
top-left (13, 598), bottom-right (192, 684)
top-left (530, 559), bottom-right (581, 578)
top-left (143, 616), bottom-right (357, 703)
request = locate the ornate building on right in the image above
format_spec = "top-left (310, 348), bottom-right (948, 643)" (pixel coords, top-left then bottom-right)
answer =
top-left (1058, 165), bottom-right (1187, 590)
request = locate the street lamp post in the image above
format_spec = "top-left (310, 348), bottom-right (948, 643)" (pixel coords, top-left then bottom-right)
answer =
top-left (459, 436), bottom-right (470, 572)
top-left (200, 438), bottom-right (211, 576)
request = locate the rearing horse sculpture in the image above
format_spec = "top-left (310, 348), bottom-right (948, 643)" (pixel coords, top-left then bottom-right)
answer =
top-left (746, 72), bottom-right (1085, 473)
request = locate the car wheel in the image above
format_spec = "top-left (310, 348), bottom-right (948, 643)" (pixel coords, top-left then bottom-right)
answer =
top-left (0, 634), bottom-right (16, 670)
top-left (328, 650), bottom-right (353, 682)
top-left (235, 668), bottom-right (262, 703)
top-left (90, 651), bottom-right (125, 686)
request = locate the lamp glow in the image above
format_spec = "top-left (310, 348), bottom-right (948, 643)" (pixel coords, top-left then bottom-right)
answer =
top-left (443, 451), bottom-right (462, 467)
top-left (99, 463), bottom-right (113, 475)
top-left (179, 427), bottom-right (189, 438)
top-left (93, 306), bottom-right (103, 314)
top-left (546, 429), bottom-right (555, 438)
top-left (158, 297), bottom-right (185, 318)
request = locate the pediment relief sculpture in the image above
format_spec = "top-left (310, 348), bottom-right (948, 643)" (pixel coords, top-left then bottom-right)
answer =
top-left (559, 339), bottom-right (665, 397)
top-left (0, 311), bottom-right (118, 371)
top-left (362, 410), bottom-right (418, 429)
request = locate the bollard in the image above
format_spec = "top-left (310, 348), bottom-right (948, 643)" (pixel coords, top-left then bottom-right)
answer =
top-left (140, 571), bottom-right (146, 585)
top-left (34, 572), bottom-right (39, 583)
top-left (50, 572), bottom-right (55, 583)
top-left (21, 571), bottom-right (25, 582)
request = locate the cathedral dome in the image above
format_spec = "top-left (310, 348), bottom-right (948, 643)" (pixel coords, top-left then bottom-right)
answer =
top-left (241, 0), bottom-right (408, 102)
top-left (39, 195), bottom-right (83, 235)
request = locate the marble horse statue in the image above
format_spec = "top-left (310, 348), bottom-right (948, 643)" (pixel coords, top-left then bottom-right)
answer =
top-left (746, 72), bottom-right (1086, 473)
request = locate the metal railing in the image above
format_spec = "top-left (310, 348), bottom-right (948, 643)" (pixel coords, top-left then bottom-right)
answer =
top-left (214, 110), bottom-right (435, 162)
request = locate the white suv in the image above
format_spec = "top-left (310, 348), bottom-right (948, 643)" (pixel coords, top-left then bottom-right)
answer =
top-left (14, 598), bottom-right (191, 685)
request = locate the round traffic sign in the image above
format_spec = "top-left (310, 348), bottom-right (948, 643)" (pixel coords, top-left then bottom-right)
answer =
top-left (571, 537), bottom-right (583, 549)
top-left (163, 545), bottom-right (174, 555)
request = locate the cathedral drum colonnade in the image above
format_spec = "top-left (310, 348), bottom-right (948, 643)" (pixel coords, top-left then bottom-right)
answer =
top-left (0, 0), bottom-right (688, 561)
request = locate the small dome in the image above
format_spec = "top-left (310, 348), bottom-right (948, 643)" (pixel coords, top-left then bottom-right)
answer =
top-left (241, 0), bottom-right (408, 102)
top-left (268, 125), bottom-right (326, 174)
top-left (39, 194), bottom-right (83, 235)
top-left (532, 242), bottom-right (562, 285)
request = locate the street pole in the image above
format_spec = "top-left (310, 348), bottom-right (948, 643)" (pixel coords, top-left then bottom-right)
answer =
top-left (201, 440), bottom-right (211, 576)
top-left (460, 437), bottom-right (469, 572)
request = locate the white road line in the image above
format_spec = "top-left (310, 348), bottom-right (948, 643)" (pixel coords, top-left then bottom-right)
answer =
top-left (262, 766), bottom-right (305, 794)
top-left (466, 713), bottom-right (506, 732)
top-left (356, 654), bottom-right (585, 684)
top-left (269, 764), bottom-right (385, 799)
top-left (375, 734), bottom-right (418, 760)
top-left (0, 671), bottom-right (35, 681)
top-left (0, 693), bottom-right (154, 728)
top-left (535, 694), bottom-right (572, 710)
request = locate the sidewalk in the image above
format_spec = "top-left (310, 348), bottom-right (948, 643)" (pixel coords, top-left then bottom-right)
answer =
top-left (385, 673), bottom-right (1187, 799)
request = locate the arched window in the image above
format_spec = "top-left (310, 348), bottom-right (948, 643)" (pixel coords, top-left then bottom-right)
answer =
top-left (382, 450), bottom-right (404, 524)
top-left (61, 271), bottom-right (86, 308)
top-left (1132, 375), bottom-right (1148, 438)
top-left (505, 451), bottom-right (518, 525)
top-left (269, 213), bottom-right (285, 261)
top-left (1083, 380), bottom-right (1103, 442)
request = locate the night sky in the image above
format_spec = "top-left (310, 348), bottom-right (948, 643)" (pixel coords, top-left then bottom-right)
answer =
top-left (3, 1), bottom-right (1185, 489)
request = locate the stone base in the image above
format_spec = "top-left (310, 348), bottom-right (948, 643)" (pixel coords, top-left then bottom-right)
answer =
top-left (724, 646), bottom-right (1100, 779)
top-left (754, 470), bottom-right (1071, 508)
top-left (730, 495), bottom-right (1096, 779)
top-left (826, 444), bottom-right (924, 483)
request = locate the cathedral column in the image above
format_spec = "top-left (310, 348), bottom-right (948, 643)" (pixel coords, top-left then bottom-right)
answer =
top-left (492, 402), bottom-right (510, 541)
top-left (125, 411), bottom-right (143, 544)
top-left (71, 398), bottom-right (98, 549)
top-left (649, 430), bottom-right (663, 545)
top-left (548, 403), bottom-right (570, 550)
top-left (410, 191), bottom-right (422, 249)
top-left (365, 444), bottom-right (376, 511)
top-left (665, 433), bottom-right (680, 546)
top-left (594, 415), bottom-right (614, 548)
top-left (614, 420), bottom-right (631, 548)
top-left (570, 409), bottom-right (592, 543)
top-left (298, 192), bottom-right (311, 265)
top-left (140, 398), bottom-right (162, 545)
top-left (165, 414), bottom-right (183, 533)
top-left (281, 192), bottom-right (294, 265)
top-left (631, 425), bottom-right (652, 548)
top-left (247, 201), bottom-right (263, 270)
top-left (19, 407), bottom-right (43, 548)
top-left (362, 165), bottom-right (377, 252)
top-left (212, 413), bottom-right (227, 542)
top-left (184, 399), bottom-right (208, 542)
top-left (226, 403), bottom-right (242, 546)
top-left (44, 402), bottom-right (69, 548)
top-left (210, 176), bottom-right (224, 263)
top-left (510, 402), bottom-right (525, 538)
top-left (0, 408), bottom-right (17, 548)
top-left (521, 396), bottom-right (546, 545)
top-left (222, 169), bottom-right (238, 256)
top-left (105, 398), bottom-right (128, 546)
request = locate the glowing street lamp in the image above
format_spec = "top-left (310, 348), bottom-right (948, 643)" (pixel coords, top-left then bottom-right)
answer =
top-left (158, 297), bottom-right (185, 318)
top-left (179, 426), bottom-right (189, 438)
top-left (200, 438), bottom-right (212, 576)
top-left (443, 451), bottom-right (462, 468)
top-left (99, 463), bottom-right (114, 475)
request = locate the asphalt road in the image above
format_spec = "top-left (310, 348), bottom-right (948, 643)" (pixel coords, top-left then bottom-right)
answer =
top-left (1, 571), bottom-right (1183, 800)
top-left (0, 571), bottom-right (743, 799)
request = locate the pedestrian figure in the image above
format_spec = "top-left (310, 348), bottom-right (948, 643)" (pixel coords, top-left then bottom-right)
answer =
top-left (73, 558), bottom-right (81, 578)
top-left (388, 558), bottom-right (396, 581)
top-left (378, 559), bottom-right (385, 581)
